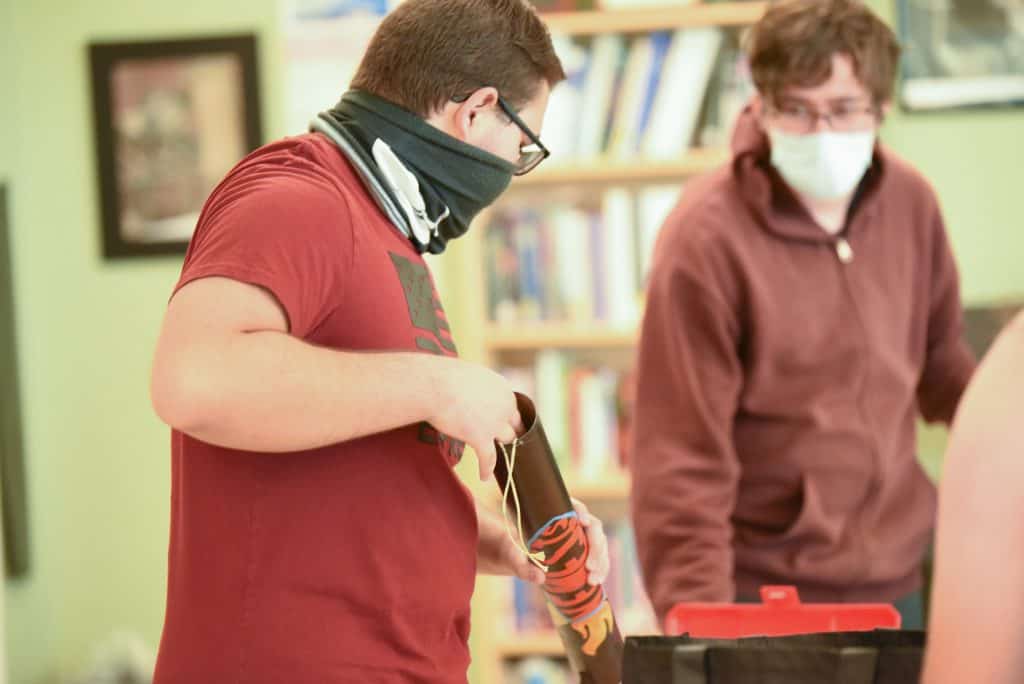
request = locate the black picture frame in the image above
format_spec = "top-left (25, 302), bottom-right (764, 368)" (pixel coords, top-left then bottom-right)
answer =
top-left (89, 34), bottom-right (262, 258)
top-left (1, 183), bottom-right (30, 578)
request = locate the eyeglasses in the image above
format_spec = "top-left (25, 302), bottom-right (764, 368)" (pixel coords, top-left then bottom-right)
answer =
top-left (452, 92), bottom-right (551, 175)
top-left (768, 100), bottom-right (880, 134)
top-left (495, 96), bottom-right (550, 175)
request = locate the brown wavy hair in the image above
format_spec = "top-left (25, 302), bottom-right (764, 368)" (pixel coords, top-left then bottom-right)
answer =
top-left (351, 0), bottom-right (565, 116)
top-left (745, 0), bottom-right (901, 106)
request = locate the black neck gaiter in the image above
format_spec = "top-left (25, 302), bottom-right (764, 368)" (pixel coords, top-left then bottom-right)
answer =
top-left (319, 90), bottom-right (515, 254)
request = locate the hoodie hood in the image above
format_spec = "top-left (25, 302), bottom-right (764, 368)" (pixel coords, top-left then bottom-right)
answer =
top-left (729, 104), bottom-right (885, 244)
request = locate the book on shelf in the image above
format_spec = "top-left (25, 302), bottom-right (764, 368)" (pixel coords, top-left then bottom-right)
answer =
top-left (605, 33), bottom-right (653, 159)
top-left (506, 656), bottom-right (574, 684)
top-left (636, 184), bottom-right (681, 283)
top-left (696, 37), bottom-right (756, 149)
top-left (641, 26), bottom-right (724, 159)
top-left (515, 210), bottom-right (545, 322)
top-left (597, 0), bottom-right (697, 9)
top-left (576, 33), bottom-right (627, 159)
top-left (615, 364), bottom-right (636, 470)
top-left (502, 351), bottom-right (633, 479)
top-left (484, 186), bottom-right (680, 327)
top-left (543, 35), bottom-right (589, 161)
top-left (534, 350), bottom-right (571, 472)
top-left (575, 366), bottom-right (620, 480)
top-left (552, 207), bottom-right (592, 322)
top-left (600, 188), bottom-right (639, 327)
top-left (629, 31), bottom-right (672, 158)
top-left (540, 24), bottom-right (748, 166)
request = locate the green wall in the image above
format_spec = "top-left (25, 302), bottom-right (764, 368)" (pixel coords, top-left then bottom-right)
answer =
top-left (865, 0), bottom-right (1024, 479)
top-left (3, 1), bottom-right (281, 682)
top-left (2, 1), bottom-right (1022, 683)
top-left (0, 0), bottom-right (12, 176)
top-left (867, 0), bottom-right (1024, 306)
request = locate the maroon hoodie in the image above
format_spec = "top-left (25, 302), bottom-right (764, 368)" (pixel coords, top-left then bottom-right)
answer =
top-left (631, 109), bottom-right (976, 623)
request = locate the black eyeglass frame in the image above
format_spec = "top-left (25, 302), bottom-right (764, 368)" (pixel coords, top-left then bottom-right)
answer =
top-left (765, 99), bottom-right (882, 134)
top-left (452, 91), bottom-right (551, 175)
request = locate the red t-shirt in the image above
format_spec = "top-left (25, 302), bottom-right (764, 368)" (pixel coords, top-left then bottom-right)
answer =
top-left (153, 133), bottom-right (477, 683)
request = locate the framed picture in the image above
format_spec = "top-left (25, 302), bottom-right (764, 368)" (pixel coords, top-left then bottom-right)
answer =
top-left (1, 184), bottom-right (30, 578)
top-left (89, 35), bottom-right (262, 258)
top-left (897, 0), bottom-right (1024, 111)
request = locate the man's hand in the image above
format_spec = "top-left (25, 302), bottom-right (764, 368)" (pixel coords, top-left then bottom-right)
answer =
top-left (572, 497), bottom-right (610, 587)
top-left (475, 497), bottom-right (610, 587)
top-left (151, 277), bottom-right (523, 455)
top-left (427, 358), bottom-right (523, 482)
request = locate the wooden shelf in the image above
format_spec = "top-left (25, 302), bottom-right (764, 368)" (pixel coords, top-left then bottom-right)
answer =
top-left (471, 3), bottom-right (764, 678)
top-left (494, 631), bottom-right (565, 657)
top-left (490, 473), bottom-right (631, 507)
top-left (484, 323), bottom-right (638, 351)
top-left (512, 149), bottom-right (728, 187)
top-left (565, 473), bottom-right (632, 500)
top-left (542, 1), bottom-right (768, 36)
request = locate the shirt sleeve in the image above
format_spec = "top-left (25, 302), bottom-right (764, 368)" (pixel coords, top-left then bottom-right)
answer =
top-left (175, 170), bottom-right (355, 339)
top-left (631, 240), bottom-right (744, 622)
top-left (916, 206), bottom-right (976, 424)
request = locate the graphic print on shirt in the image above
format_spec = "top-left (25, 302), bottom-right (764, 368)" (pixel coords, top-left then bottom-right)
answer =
top-left (390, 252), bottom-right (457, 355)
top-left (389, 252), bottom-right (465, 465)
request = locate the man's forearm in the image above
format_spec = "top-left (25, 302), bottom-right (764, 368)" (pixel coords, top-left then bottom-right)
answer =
top-left (923, 315), bottom-right (1024, 683)
top-left (152, 329), bottom-right (442, 452)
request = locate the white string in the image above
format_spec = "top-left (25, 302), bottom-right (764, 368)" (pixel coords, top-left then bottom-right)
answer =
top-left (499, 439), bottom-right (547, 572)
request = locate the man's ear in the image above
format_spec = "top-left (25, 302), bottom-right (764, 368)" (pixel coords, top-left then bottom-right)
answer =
top-left (878, 99), bottom-right (893, 121)
top-left (452, 86), bottom-right (500, 140)
top-left (750, 93), bottom-right (765, 117)
top-left (751, 93), bottom-right (769, 132)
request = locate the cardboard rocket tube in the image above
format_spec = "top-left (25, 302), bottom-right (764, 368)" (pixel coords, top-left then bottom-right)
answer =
top-left (494, 392), bottom-right (623, 684)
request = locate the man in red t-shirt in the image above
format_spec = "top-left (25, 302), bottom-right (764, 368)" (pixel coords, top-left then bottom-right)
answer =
top-left (148, 1), bottom-right (608, 681)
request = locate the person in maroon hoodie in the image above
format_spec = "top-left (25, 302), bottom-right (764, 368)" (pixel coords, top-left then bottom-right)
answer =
top-left (631, 0), bottom-right (976, 630)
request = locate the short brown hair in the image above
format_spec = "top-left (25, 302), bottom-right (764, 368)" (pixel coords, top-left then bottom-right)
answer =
top-left (745, 0), bottom-right (901, 106)
top-left (351, 0), bottom-right (565, 117)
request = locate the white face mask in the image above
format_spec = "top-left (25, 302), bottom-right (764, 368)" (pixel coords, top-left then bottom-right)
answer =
top-left (768, 128), bottom-right (876, 201)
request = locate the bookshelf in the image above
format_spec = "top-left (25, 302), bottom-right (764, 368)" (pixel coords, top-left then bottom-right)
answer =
top-left (541, 1), bottom-right (767, 35)
top-left (495, 633), bottom-right (566, 658)
top-left (483, 323), bottom-right (637, 351)
top-left (508, 148), bottom-right (727, 186)
top-left (443, 2), bottom-right (769, 682)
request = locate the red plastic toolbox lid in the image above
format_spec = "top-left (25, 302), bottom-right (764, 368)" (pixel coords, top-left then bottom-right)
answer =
top-left (664, 585), bottom-right (901, 638)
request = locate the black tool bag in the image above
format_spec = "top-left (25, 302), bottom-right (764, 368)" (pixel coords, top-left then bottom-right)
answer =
top-left (623, 630), bottom-right (925, 684)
